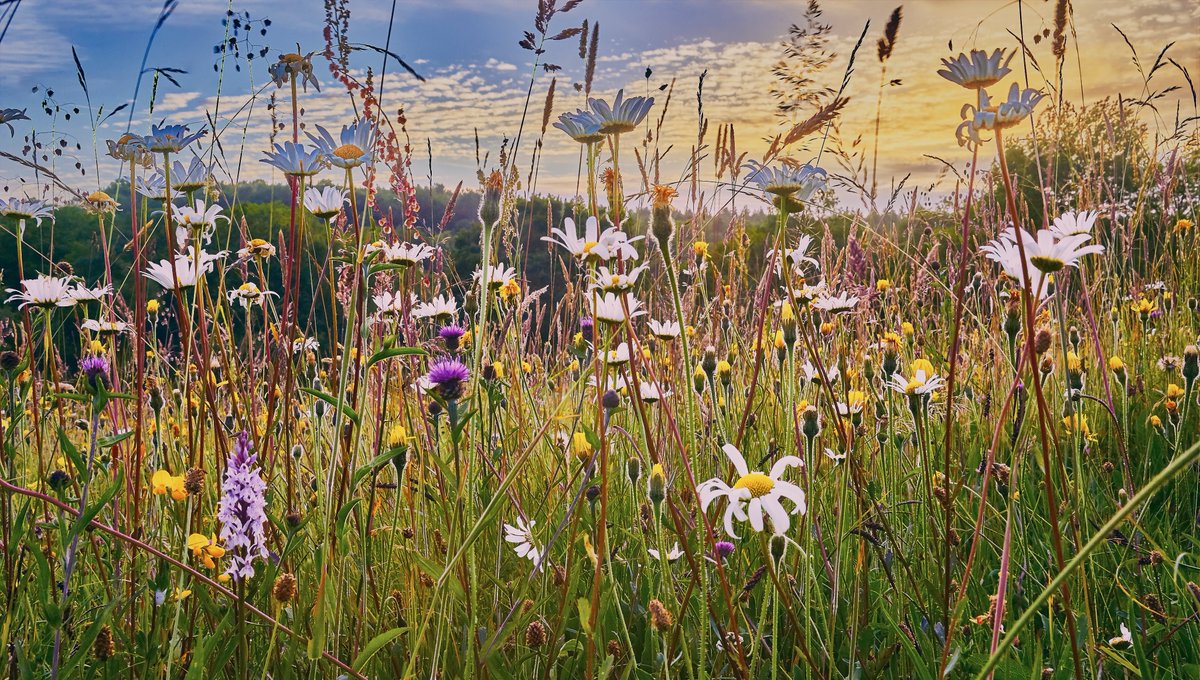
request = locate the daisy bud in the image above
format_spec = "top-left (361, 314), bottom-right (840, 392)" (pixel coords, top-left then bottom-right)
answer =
top-left (0, 350), bottom-right (19, 372)
top-left (48, 469), bottom-right (71, 493)
top-left (800, 406), bottom-right (821, 441)
top-left (1068, 326), bottom-right (1081, 353)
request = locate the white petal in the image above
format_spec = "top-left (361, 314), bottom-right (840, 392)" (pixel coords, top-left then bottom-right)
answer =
top-left (748, 498), bottom-right (764, 533)
top-left (769, 455), bottom-right (803, 479)
top-left (722, 443), bottom-right (750, 477)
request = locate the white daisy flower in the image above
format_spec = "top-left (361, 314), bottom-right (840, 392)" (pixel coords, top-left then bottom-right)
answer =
top-left (637, 381), bottom-right (671, 403)
top-left (647, 319), bottom-right (681, 340)
top-left (888, 367), bottom-right (946, 396)
top-left (503, 517), bottom-right (542, 565)
top-left (6, 275), bottom-right (77, 309)
top-left (228, 282), bottom-right (276, 308)
top-left (647, 543), bottom-right (684, 562)
top-left (812, 292), bottom-right (859, 314)
top-left (697, 443), bottom-right (806, 538)
top-left (304, 186), bottom-right (347, 220)
top-left (1050, 210), bottom-right (1099, 237)
top-left (474, 263), bottom-right (518, 289)
top-left (81, 318), bottom-right (129, 335)
top-left (591, 291), bottom-right (646, 325)
top-left (593, 264), bottom-right (648, 293)
top-left (143, 247), bottom-right (226, 290)
top-left (603, 342), bottom-right (632, 366)
top-left (543, 215), bottom-right (601, 259)
top-left (69, 283), bottom-right (112, 304)
top-left (590, 229), bottom-right (642, 262)
top-left (412, 293), bottom-right (457, 320)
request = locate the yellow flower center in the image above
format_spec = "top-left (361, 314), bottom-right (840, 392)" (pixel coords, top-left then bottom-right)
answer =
top-left (733, 472), bottom-right (775, 498)
top-left (333, 143), bottom-right (365, 160)
top-left (582, 240), bottom-right (599, 254)
top-left (904, 378), bottom-right (925, 394)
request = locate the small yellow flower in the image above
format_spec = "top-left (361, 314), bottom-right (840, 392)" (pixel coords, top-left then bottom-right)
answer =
top-left (499, 279), bottom-right (521, 300)
top-left (716, 360), bottom-right (731, 375)
top-left (188, 534), bottom-right (225, 569)
top-left (1108, 356), bottom-right (1125, 371)
top-left (1165, 384), bottom-right (1184, 400)
top-left (693, 241), bottom-right (709, 258)
top-left (773, 330), bottom-right (786, 350)
top-left (146, 299), bottom-right (160, 314)
top-left (387, 424), bottom-right (412, 449)
top-left (89, 340), bottom-right (104, 354)
top-left (151, 470), bottom-right (187, 501)
top-left (521, 360), bottom-right (533, 374)
top-left (1174, 218), bottom-right (1193, 233)
top-left (901, 321), bottom-right (914, 337)
top-left (875, 279), bottom-right (891, 292)
top-left (780, 302), bottom-right (795, 323)
top-left (491, 361), bottom-right (505, 380)
top-left (571, 432), bottom-right (594, 463)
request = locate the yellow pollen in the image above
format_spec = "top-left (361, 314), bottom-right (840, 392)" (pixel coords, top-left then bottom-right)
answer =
top-left (733, 472), bottom-right (775, 498)
top-left (333, 143), bottom-right (365, 160)
top-left (582, 241), bottom-right (599, 254)
top-left (904, 378), bottom-right (925, 394)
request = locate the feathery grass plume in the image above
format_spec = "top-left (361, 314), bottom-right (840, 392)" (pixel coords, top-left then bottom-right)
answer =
top-left (1052, 0), bottom-right (1070, 60)
top-left (877, 6), bottom-right (902, 62)
top-left (770, 0), bottom-right (836, 115)
top-left (541, 77), bottom-right (557, 135)
top-left (584, 21), bottom-right (599, 96)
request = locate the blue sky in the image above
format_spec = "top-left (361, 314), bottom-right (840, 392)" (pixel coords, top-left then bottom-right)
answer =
top-left (2, 0), bottom-right (1196, 202)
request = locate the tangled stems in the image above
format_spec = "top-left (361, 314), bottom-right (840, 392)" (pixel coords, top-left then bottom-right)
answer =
top-left (993, 126), bottom-right (1084, 678)
top-left (976, 436), bottom-right (1200, 679)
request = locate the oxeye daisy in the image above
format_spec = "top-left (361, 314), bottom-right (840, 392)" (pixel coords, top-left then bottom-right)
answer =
top-left (503, 517), bottom-right (542, 565)
top-left (553, 109), bottom-right (605, 144)
top-left (543, 215), bottom-right (602, 260)
top-left (168, 156), bottom-right (212, 194)
top-left (697, 443), bottom-right (805, 538)
top-left (269, 50), bottom-right (320, 91)
top-left (648, 319), bottom-right (681, 340)
top-left (587, 89), bottom-right (654, 134)
top-left (474, 263), bottom-right (518, 290)
top-left (372, 241), bottom-right (435, 266)
top-left (413, 294), bottom-right (458, 320)
top-left (593, 264), bottom-right (648, 293)
top-left (302, 186), bottom-right (346, 220)
top-left (135, 172), bottom-right (181, 201)
top-left (106, 133), bottom-right (153, 166)
top-left (0, 196), bottom-right (55, 227)
top-left (812, 291), bottom-right (859, 314)
top-left (589, 229), bottom-right (643, 262)
top-left (1051, 210), bottom-right (1100, 237)
top-left (237, 238), bottom-right (277, 260)
top-left (228, 282), bottom-right (276, 308)
top-left (938, 48), bottom-right (1013, 90)
top-left (143, 247), bottom-right (226, 290)
top-left (745, 161), bottom-right (827, 200)
top-left (6, 275), bottom-right (77, 309)
top-left (591, 291), bottom-right (646, 325)
top-left (0, 107), bottom-right (30, 136)
top-left (170, 199), bottom-right (227, 247)
top-left (261, 141), bottom-right (325, 176)
top-left (141, 123), bottom-right (206, 154)
top-left (308, 120), bottom-right (375, 169)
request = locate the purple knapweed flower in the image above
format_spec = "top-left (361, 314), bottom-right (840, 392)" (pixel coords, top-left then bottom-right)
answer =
top-left (438, 324), bottom-right (466, 351)
top-left (426, 357), bottom-right (470, 401)
top-left (714, 541), bottom-right (735, 562)
top-left (218, 431), bottom-right (268, 581)
top-left (80, 354), bottom-right (110, 392)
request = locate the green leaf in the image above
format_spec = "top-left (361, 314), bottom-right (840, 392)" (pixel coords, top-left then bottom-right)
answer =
top-left (74, 469), bottom-right (124, 536)
top-left (300, 386), bottom-right (361, 427)
top-left (57, 428), bottom-right (88, 482)
top-left (351, 627), bottom-right (407, 672)
top-left (365, 346), bottom-right (426, 372)
top-left (98, 430), bottom-right (135, 448)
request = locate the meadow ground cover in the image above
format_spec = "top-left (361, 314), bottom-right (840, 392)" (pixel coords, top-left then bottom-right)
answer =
top-left (0, 0), bottom-right (1198, 678)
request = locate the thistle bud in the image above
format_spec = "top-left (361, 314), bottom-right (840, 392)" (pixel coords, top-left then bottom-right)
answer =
top-left (702, 345), bottom-right (718, 378)
top-left (650, 184), bottom-right (677, 248)
top-left (0, 350), bottom-right (19, 372)
top-left (479, 170), bottom-right (503, 226)
top-left (800, 406), bottom-right (821, 441)
top-left (1034, 329), bottom-right (1052, 355)
top-left (1003, 302), bottom-right (1022, 341)
top-left (1183, 345), bottom-right (1198, 384)
top-left (1068, 326), bottom-right (1081, 353)
top-left (602, 389), bottom-right (621, 410)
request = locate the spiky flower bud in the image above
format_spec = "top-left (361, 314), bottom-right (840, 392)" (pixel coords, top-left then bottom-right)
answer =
top-left (525, 620), bottom-right (548, 648)
top-left (93, 624), bottom-right (115, 661)
top-left (648, 599), bottom-right (674, 631)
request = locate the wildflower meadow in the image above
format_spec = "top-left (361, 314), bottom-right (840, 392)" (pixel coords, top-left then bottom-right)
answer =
top-left (0, 0), bottom-right (1198, 677)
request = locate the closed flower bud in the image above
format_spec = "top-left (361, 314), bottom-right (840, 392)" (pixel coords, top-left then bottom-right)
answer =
top-left (648, 463), bottom-right (667, 505)
top-left (1183, 346), bottom-right (1198, 383)
top-left (479, 170), bottom-right (503, 226)
top-left (93, 624), bottom-right (115, 661)
top-left (184, 468), bottom-right (205, 496)
top-left (626, 457), bottom-right (642, 486)
top-left (770, 534), bottom-right (787, 564)
top-left (602, 389), bottom-right (621, 410)
top-left (648, 599), bottom-right (674, 631)
top-left (1034, 329), bottom-right (1053, 355)
top-left (0, 350), bottom-right (20, 372)
top-left (525, 620), bottom-right (548, 648)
